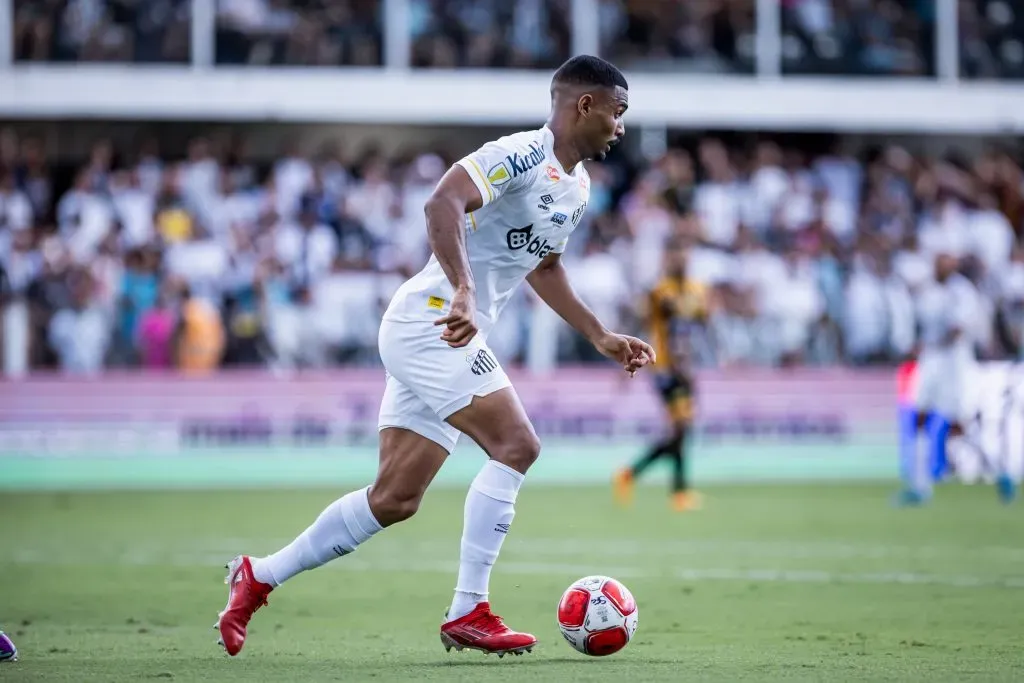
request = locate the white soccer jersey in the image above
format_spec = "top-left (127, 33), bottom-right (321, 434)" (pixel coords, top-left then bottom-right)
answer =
top-left (916, 273), bottom-right (976, 354)
top-left (382, 126), bottom-right (591, 337)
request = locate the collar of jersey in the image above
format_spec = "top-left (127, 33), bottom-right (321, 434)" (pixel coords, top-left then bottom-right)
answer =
top-left (541, 125), bottom-right (575, 179)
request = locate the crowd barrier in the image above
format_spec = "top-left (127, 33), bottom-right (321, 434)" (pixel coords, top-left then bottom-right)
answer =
top-left (0, 368), bottom-right (898, 490)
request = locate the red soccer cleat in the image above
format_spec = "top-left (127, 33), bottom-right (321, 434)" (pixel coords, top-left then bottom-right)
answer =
top-left (215, 555), bottom-right (273, 656)
top-left (440, 602), bottom-right (537, 657)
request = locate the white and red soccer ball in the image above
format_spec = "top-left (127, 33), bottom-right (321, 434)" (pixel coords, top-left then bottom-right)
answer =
top-left (557, 575), bottom-right (638, 656)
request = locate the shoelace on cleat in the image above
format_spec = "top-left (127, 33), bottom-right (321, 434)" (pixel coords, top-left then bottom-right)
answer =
top-left (466, 610), bottom-right (509, 634)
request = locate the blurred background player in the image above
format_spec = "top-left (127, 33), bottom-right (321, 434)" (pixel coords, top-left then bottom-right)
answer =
top-left (615, 239), bottom-right (708, 512)
top-left (897, 252), bottom-right (979, 506)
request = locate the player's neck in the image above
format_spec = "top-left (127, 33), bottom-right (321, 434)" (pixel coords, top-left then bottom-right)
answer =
top-left (546, 121), bottom-right (583, 172)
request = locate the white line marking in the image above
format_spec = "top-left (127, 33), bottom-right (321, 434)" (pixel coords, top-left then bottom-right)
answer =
top-left (8, 549), bottom-right (1024, 590)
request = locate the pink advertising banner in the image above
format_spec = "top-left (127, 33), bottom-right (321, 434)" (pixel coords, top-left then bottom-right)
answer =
top-left (0, 368), bottom-right (897, 456)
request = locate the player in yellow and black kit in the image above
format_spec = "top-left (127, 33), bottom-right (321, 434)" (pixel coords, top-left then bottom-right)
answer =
top-left (614, 241), bottom-right (709, 511)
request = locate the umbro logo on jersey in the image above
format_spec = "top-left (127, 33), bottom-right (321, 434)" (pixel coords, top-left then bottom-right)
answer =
top-left (494, 523), bottom-right (511, 534)
top-left (331, 545), bottom-right (351, 558)
top-left (540, 194), bottom-right (554, 205)
top-left (470, 350), bottom-right (497, 376)
top-left (552, 212), bottom-right (568, 226)
top-left (506, 143), bottom-right (546, 177)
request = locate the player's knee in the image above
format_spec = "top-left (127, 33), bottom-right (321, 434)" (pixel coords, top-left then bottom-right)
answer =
top-left (367, 486), bottom-right (423, 527)
top-left (490, 426), bottom-right (541, 474)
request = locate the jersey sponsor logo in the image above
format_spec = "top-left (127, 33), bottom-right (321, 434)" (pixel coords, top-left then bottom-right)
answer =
top-left (571, 201), bottom-right (588, 227)
top-left (507, 224), bottom-right (533, 250)
top-left (470, 349), bottom-right (497, 376)
top-left (507, 143), bottom-right (546, 178)
top-left (540, 194), bottom-right (554, 205)
top-left (427, 295), bottom-right (446, 310)
top-left (487, 162), bottom-right (511, 186)
top-left (552, 212), bottom-right (568, 226)
top-left (546, 165), bottom-right (561, 182)
top-left (506, 224), bottom-right (556, 259)
top-left (494, 523), bottom-right (511, 534)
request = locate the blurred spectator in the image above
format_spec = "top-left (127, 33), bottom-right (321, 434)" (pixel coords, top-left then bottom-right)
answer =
top-left (411, 0), bottom-right (570, 69)
top-left (961, 0), bottom-right (1024, 79)
top-left (600, 0), bottom-right (756, 74)
top-left (216, 0), bottom-right (382, 66)
top-left (3, 125), bottom-right (1024, 375)
top-left (14, 0), bottom-right (191, 63)
top-left (782, 0), bottom-right (935, 76)
top-left (137, 284), bottom-right (176, 369)
top-left (47, 269), bottom-right (109, 374)
top-left (175, 284), bottom-right (226, 374)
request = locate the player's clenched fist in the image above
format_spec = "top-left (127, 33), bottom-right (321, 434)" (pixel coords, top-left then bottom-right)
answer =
top-left (434, 288), bottom-right (478, 348)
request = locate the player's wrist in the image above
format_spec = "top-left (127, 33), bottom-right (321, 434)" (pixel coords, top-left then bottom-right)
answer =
top-left (586, 327), bottom-right (614, 346)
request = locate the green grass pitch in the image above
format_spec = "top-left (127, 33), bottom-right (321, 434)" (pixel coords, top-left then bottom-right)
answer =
top-left (2, 483), bottom-right (1022, 682)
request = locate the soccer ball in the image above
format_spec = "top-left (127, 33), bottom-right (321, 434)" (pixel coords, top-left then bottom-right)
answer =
top-left (557, 575), bottom-right (638, 656)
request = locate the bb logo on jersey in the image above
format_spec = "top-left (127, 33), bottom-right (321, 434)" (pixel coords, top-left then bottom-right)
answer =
top-left (506, 143), bottom-right (547, 178)
top-left (506, 225), bottom-right (556, 259)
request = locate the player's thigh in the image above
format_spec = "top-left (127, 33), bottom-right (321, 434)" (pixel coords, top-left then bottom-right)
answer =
top-left (372, 375), bottom-right (455, 526)
top-left (913, 354), bottom-right (945, 415)
top-left (445, 386), bottom-right (541, 475)
top-left (659, 373), bottom-right (695, 426)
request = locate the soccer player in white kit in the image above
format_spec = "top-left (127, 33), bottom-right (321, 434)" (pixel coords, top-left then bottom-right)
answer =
top-left (899, 252), bottom-right (978, 505)
top-left (214, 55), bottom-right (655, 657)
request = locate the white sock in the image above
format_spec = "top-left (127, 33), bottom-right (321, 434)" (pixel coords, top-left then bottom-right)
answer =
top-left (251, 486), bottom-right (382, 587)
top-left (448, 460), bottom-right (525, 621)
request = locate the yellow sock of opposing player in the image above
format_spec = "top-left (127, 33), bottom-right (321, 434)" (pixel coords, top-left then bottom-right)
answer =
top-left (448, 460), bottom-right (525, 621)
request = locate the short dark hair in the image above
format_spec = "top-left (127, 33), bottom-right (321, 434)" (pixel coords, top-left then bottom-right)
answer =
top-left (552, 55), bottom-right (628, 90)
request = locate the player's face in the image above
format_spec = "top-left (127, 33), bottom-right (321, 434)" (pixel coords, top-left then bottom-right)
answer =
top-left (667, 247), bottom-right (688, 277)
top-left (583, 86), bottom-right (628, 161)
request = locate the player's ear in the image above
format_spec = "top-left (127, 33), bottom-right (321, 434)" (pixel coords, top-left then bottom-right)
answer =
top-left (577, 93), bottom-right (593, 118)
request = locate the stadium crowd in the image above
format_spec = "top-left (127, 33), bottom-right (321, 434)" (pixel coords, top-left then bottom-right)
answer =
top-left (12, 0), bottom-right (1021, 77)
top-left (1, 126), bottom-right (1023, 376)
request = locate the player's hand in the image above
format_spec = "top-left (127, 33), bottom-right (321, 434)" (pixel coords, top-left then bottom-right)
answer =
top-left (594, 333), bottom-right (656, 377)
top-left (434, 288), bottom-right (478, 348)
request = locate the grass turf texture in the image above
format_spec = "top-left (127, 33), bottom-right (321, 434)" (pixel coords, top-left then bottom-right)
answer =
top-left (2, 483), bottom-right (1022, 682)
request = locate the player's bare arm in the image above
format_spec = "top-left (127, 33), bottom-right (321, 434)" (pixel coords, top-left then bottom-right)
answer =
top-left (425, 166), bottom-right (484, 348)
top-left (527, 252), bottom-right (655, 376)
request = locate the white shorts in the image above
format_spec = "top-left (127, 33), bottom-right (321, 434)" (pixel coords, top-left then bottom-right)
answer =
top-left (377, 319), bottom-right (512, 453)
top-left (915, 348), bottom-right (973, 421)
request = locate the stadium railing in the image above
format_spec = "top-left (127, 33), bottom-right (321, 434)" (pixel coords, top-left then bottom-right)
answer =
top-left (1, 0), bottom-right (1023, 133)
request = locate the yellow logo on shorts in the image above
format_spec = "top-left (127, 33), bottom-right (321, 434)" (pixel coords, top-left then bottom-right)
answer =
top-left (427, 296), bottom-right (446, 310)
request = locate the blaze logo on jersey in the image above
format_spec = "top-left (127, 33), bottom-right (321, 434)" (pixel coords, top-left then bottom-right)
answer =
top-left (507, 224), bottom-right (533, 250)
top-left (487, 162), bottom-right (511, 186)
top-left (507, 143), bottom-right (546, 178)
top-left (546, 165), bottom-right (561, 182)
top-left (469, 349), bottom-right (497, 376)
top-left (506, 225), bottom-right (556, 259)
